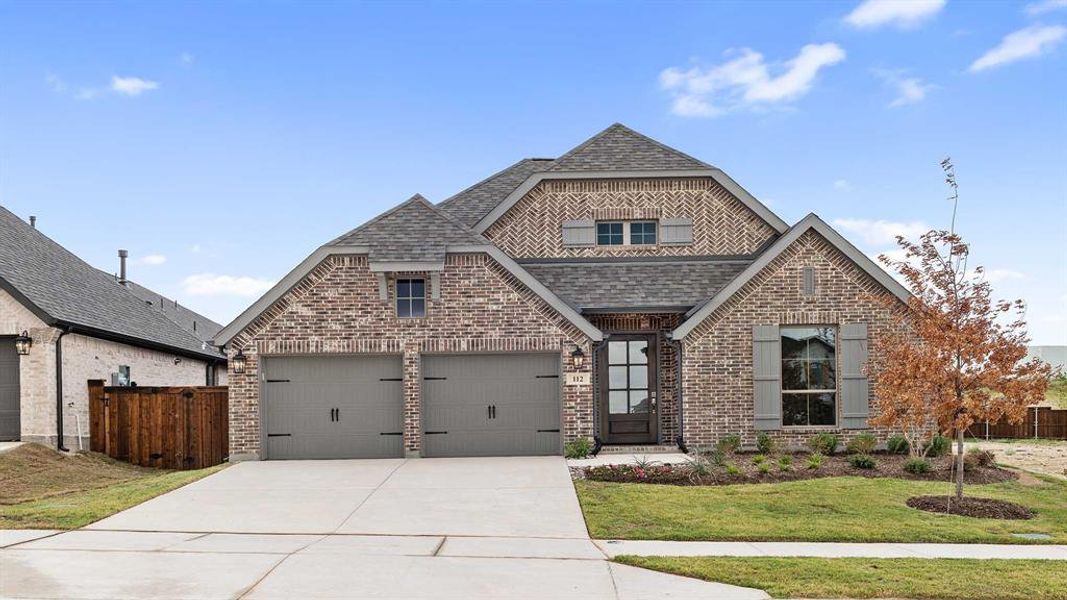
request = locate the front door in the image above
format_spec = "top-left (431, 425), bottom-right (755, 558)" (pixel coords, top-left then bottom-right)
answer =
top-left (600, 335), bottom-right (657, 444)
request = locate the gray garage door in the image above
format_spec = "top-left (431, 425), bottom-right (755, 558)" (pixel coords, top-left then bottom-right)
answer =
top-left (422, 353), bottom-right (561, 457)
top-left (262, 355), bottom-right (404, 459)
top-left (0, 339), bottom-right (19, 441)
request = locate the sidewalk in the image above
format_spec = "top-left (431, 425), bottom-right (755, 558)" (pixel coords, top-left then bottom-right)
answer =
top-left (595, 540), bottom-right (1067, 560)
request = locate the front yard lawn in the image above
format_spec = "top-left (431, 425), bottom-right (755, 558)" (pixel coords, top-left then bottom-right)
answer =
top-left (0, 443), bottom-right (224, 529)
top-left (613, 556), bottom-right (1067, 600)
top-left (575, 475), bottom-right (1067, 543)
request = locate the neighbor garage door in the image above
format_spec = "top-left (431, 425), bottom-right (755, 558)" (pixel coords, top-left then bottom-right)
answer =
top-left (0, 339), bottom-right (19, 441)
top-left (422, 353), bottom-right (561, 457)
top-left (262, 355), bottom-right (403, 459)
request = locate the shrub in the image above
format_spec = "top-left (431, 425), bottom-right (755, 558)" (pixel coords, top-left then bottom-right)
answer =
top-left (886, 435), bottom-right (909, 455)
top-left (967, 447), bottom-right (997, 468)
top-left (706, 448), bottom-right (727, 467)
top-left (925, 435), bottom-right (951, 458)
top-left (756, 432), bottom-right (778, 455)
top-left (903, 458), bottom-right (931, 474)
top-left (752, 454), bottom-right (767, 465)
top-left (848, 454), bottom-right (876, 469)
top-left (564, 436), bottom-right (593, 459)
top-left (808, 433), bottom-right (839, 455)
top-left (806, 452), bottom-right (825, 470)
top-left (777, 456), bottom-right (793, 471)
top-left (847, 433), bottom-right (878, 455)
top-left (716, 434), bottom-right (742, 455)
top-left (757, 462), bottom-right (772, 474)
top-left (685, 455), bottom-right (713, 478)
top-left (725, 463), bottom-right (741, 476)
top-left (632, 455), bottom-right (659, 469)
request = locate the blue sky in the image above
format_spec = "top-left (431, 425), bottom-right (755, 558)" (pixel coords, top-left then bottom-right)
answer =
top-left (1, 0), bottom-right (1064, 343)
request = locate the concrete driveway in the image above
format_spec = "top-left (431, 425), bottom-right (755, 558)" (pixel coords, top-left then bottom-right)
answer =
top-left (1, 456), bottom-right (767, 599)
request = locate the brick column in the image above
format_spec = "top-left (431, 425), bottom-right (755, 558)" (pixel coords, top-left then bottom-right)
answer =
top-left (402, 346), bottom-right (421, 457)
top-left (561, 341), bottom-right (594, 442)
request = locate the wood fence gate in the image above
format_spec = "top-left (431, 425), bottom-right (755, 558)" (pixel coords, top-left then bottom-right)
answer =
top-left (89, 381), bottom-right (229, 469)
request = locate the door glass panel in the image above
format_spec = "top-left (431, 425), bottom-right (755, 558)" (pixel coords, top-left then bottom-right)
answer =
top-left (629, 366), bottom-right (648, 388)
top-left (608, 341), bottom-right (628, 365)
top-left (629, 390), bottom-right (650, 413)
top-left (608, 366), bottom-right (628, 389)
top-left (628, 341), bottom-right (648, 364)
top-left (609, 391), bottom-right (628, 414)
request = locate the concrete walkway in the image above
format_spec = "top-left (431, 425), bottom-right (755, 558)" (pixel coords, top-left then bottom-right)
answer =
top-left (0, 457), bottom-right (769, 599)
top-left (596, 540), bottom-right (1067, 560)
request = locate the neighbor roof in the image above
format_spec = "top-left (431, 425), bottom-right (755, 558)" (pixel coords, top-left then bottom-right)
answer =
top-left (0, 206), bottom-right (223, 360)
top-left (122, 279), bottom-right (225, 343)
top-left (523, 258), bottom-right (751, 312)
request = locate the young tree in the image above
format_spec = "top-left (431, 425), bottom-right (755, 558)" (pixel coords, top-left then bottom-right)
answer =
top-left (871, 229), bottom-right (1053, 499)
top-left (872, 158), bottom-right (1053, 500)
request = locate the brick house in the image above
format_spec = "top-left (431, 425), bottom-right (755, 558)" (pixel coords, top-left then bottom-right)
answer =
top-left (0, 207), bottom-right (226, 449)
top-left (215, 124), bottom-right (908, 460)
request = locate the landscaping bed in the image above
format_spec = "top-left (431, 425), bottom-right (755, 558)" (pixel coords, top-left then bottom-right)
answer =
top-left (907, 495), bottom-right (1034, 520)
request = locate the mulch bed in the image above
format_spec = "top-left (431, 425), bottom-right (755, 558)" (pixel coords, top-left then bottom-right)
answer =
top-left (577, 452), bottom-right (1017, 487)
top-left (907, 495), bottom-right (1035, 520)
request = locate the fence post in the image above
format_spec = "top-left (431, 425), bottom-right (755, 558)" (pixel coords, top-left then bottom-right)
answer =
top-left (985, 420), bottom-right (989, 440)
top-left (1034, 407), bottom-right (1039, 439)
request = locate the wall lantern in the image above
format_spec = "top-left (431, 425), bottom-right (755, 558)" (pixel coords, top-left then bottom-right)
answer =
top-left (14, 330), bottom-right (32, 355)
top-left (570, 346), bottom-right (585, 369)
top-left (231, 349), bottom-right (247, 374)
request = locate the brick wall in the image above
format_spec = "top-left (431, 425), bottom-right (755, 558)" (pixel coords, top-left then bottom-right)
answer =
top-left (484, 178), bottom-right (777, 259)
top-left (228, 253), bottom-right (593, 458)
top-left (681, 230), bottom-right (900, 449)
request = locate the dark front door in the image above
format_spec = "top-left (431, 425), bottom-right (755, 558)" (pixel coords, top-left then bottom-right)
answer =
top-left (600, 335), bottom-right (657, 444)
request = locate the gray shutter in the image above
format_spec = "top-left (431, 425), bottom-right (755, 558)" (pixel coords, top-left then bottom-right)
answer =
top-left (840, 323), bottom-right (870, 429)
top-left (562, 220), bottom-right (595, 247)
top-left (752, 325), bottom-right (781, 430)
top-left (660, 217), bottom-right (694, 245)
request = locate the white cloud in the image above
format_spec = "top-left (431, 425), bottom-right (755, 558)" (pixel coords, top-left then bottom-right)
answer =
top-left (1025, 0), bottom-right (1067, 16)
top-left (660, 43), bottom-right (846, 117)
top-left (833, 218), bottom-right (929, 245)
top-left (981, 268), bottom-right (1026, 283)
top-left (179, 52), bottom-right (195, 66)
top-left (110, 75), bottom-right (159, 96)
top-left (873, 69), bottom-right (935, 107)
top-left (969, 24), bottom-right (1067, 72)
top-left (182, 274), bottom-right (275, 297)
top-left (135, 254), bottom-right (167, 266)
top-left (844, 0), bottom-right (946, 29)
top-left (833, 179), bottom-right (853, 191)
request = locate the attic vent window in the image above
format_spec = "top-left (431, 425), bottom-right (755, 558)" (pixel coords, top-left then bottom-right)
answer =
top-left (802, 266), bottom-right (816, 296)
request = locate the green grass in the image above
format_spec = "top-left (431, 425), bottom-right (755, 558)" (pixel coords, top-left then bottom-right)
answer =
top-left (575, 476), bottom-right (1067, 543)
top-left (0, 444), bottom-right (225, 529)
top-left (613, 556), bottom-right (1067, 600)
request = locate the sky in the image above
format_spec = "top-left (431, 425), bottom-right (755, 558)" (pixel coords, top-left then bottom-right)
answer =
top-left (1, 0), bottom-right (1065, 344)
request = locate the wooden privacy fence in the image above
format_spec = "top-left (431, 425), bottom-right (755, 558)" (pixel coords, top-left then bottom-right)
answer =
top-left (964, 406), bottom-right (1067, 440)
top-left (89, 381), bottom-right (229, 469)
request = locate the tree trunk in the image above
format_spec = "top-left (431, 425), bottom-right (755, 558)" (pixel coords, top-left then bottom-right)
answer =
top-left (955, 427), bottom-right (965, 500)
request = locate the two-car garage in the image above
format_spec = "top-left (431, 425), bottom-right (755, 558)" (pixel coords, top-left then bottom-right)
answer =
top-left (260, 353), bottom-right (561, 460)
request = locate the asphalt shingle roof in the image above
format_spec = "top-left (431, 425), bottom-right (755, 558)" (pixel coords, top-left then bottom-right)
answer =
top-left (548, 123), bottom-right (711, 172)
top-left (437, 158), bottom-right (553, 227)
top-left (122, 279), bottom-right (224, 344)
top-left (0, 206), bottom-right (223, 359)
top-left (331, 194), bottom-right (489, 262)
top-left (522, 258), bottom-right (750, 311)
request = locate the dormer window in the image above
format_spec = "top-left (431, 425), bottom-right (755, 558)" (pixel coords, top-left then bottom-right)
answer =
top-left (595, 221), bottom-right (657, 246)
top-left (396, 278), bottom-right (426, 318)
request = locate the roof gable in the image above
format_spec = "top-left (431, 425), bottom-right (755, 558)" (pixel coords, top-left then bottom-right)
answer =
top-left (671, 213), bottom-right (911, 340)
top-left (548, 123), bottom-right (710, 172)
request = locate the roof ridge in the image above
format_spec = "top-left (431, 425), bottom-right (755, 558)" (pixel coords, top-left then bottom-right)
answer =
top-left (549, 123), bottom-right (711, 171)
top-left (328, 194), bottom-right (432, 245)
top-left (437, 158), bottom-right (552, 209)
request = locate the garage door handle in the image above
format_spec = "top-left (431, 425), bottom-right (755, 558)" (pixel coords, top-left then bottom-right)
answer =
top-left (379, 432), bottom-right (402, 436)
top-left (537, 429), bottom-right (560, 433)
top-left (267, 433), bottom-right (291, 437)
top-left (425, 431), bottom-right (448, 435)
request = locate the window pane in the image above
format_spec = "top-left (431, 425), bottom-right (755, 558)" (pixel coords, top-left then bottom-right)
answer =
top-left (397, 300), bottom-right (410, 318)
top-left (397, 280), bottom-right (410, 298)
top-left (630, 222), bottom-right (656, 245)
top-left (781, 329), bottom-right (812, 359)
top-left (782, 359), bottom-right (807, 391)
top-left (629, 390), bottom-right (650, 414)
top-left (597, 222), bottom-right (623, 245)
top-left (410, 279), bottom-right (425, 298)
top-left (809, 359), bottom-right (836, 389)
top-left (629, 365), bottom-right (648, 388)
top-left (410, 299), bottom-right (426, 318)
top-left (609, 391), bottom-right (628, 414)
top-left (608, 341), bottom-right (628, 365)
top-left (608, 366), bottom-right (628, 389)
top-left (782, 393), bottom-right (809, 426)
top-left (811, 393), bottom-right (836, 425)
top-left (629, 341), bottom-right (648, 364)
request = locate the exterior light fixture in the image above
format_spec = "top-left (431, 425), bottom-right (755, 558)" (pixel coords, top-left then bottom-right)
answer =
top-left (231, 349), bottom-right (247, 374)
top-left (14, 330), bottom-right (32, 355)
top-left (570, 346), bottom-right (585, 369)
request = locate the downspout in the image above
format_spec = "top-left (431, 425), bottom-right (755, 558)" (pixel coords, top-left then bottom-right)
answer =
top-left (670, 337), bottom-right (687, 454)
top-left (55, 327), bottom-right (70, 451)
top-left (590, 339), bottom-right (607, 456)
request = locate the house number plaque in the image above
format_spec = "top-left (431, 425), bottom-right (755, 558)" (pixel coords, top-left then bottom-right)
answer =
top-left (565, 372), bottom-right (590, 386)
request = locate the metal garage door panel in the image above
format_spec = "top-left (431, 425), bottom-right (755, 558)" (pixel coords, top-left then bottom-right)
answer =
top-left (0, 340), bottom-right (19, 441)
top-left (263, 355), bottom-right (403, 459)
top-left (422, 354), bottom-right (560, 457)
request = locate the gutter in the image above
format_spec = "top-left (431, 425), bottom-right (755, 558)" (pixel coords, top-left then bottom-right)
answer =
top-left (55, 327), bottom-right (70, 452)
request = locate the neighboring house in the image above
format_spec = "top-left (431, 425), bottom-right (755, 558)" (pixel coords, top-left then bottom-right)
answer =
top-left (1027, 346), bottom-right (1066, 373)
top-left (0, 207), bottom-right (226, 448)
top-left (215, 124), bottom-right (909, 460)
